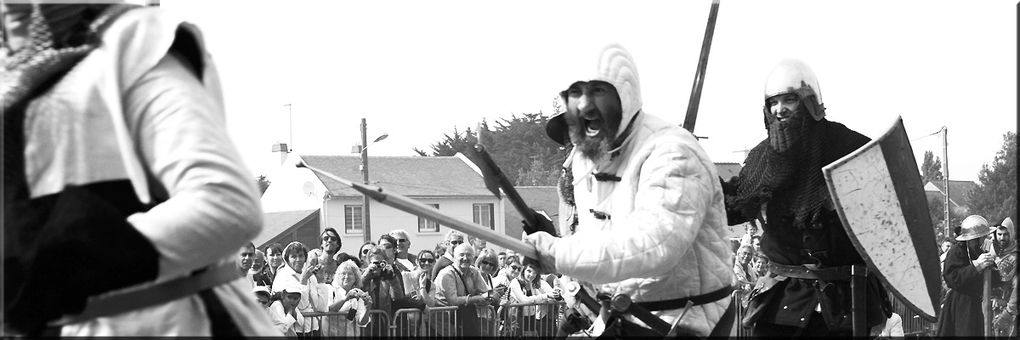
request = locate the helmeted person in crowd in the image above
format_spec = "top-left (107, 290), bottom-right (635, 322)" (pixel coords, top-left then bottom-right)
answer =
top-left (523, 44), bottom-right (734, 337)
top-left (1, 2), bottom-right (273, 336)
top-left (938, 215), bottom-right (1002, 336)
top-left (721, 59), bottom-right (890, 336)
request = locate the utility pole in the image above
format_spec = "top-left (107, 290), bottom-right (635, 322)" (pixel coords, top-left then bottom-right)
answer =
top-left (942, 127), bottom-right (950, 239)
top-left (361, 118), bottom-right (372, 243)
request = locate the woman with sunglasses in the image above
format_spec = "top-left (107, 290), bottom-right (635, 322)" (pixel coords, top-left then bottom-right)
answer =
top-left (494, 256), bottom-right (525, 336)
top-left (357, 242), bottom-right (376, 269)
top-left (412, 250), bottom-right (439, 308)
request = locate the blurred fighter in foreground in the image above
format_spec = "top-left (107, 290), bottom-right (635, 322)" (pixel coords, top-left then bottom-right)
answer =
top-left (523, 44), bottom-right (734, 337)
top-left (2, 2), bottom-right (274, 336)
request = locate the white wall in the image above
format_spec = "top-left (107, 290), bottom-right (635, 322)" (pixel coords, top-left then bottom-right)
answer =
top-left (324, 196), bottom-right (504, 257)
top-left (260, 154), bottom-right (327, 213)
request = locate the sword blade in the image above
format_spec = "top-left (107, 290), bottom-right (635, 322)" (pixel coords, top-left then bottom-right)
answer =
top-left (297, 161), bottom-right (539, 259)
top-left (682, 0), bottom-right (721, 133)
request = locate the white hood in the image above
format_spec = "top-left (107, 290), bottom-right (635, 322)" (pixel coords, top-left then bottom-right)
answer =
top-left (547, 43), bottom-right (643, 145)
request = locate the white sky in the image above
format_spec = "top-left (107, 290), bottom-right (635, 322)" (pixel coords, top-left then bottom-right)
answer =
top-left (161, 0), bottom-right (1016, 183)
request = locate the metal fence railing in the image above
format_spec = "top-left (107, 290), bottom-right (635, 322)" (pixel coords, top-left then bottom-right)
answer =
top-left (888, 291), bottom-right (937, 337)
top-left (496, 302), bottom-right (567, 338)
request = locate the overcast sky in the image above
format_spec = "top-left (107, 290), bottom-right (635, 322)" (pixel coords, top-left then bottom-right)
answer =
top-left (162, 0), bottom-right (1016, 183)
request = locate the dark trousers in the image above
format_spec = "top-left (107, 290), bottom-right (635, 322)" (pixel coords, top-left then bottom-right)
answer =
top-left (753, 312), bottom-right (854, 337)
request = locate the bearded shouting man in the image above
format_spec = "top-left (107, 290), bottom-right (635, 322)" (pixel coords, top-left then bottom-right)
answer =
top-left (523, 44), bottom-right (734, 337)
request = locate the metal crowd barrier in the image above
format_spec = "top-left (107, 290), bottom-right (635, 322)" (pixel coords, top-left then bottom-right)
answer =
top-left (731, 289), bottom-right (750, 338)
top-left (299, 302), bottom-right (568, 338)
top-left (888, 291), bottom-right (936, 337)
top-left (497, 301), bottom-right (567, 338)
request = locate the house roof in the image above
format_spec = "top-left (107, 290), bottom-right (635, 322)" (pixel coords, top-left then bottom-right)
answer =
top-left (715, 162), bottom-right (742, 180)
top-left (503, 186), bottom-right (561, 238)
top-left (925, 180), bottom-right (978, 208)
top-left (301, 155), bottom-right (492, 197)
top-left (254, 209), bottom-right (319, 246)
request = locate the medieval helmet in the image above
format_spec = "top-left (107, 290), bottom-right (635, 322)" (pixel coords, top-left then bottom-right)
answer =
top-left (956, 215), bottom-right (992, 241)
top-left (762, 59), bottom-right (826, 127)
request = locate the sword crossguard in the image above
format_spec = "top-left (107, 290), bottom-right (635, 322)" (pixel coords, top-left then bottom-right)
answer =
top-left (610, 294), bottom-right (632, 313)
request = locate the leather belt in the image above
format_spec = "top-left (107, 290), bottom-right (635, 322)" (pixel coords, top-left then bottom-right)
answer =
top-left (768, 262), bottom-right (852, 281)
top-left (52, 261), bottom-right (241, 326)
top-left (635, 285), bottom-right (734, 311)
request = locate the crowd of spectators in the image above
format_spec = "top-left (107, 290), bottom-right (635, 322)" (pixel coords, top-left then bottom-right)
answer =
top-left (241, 229), bottom-right (566, 338)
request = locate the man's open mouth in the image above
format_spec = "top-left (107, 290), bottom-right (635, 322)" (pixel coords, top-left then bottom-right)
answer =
top-left (584, 117), bottom-right (602, 137)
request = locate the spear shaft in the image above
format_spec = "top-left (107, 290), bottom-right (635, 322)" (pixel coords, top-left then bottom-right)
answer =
top-left (297, 161), bottom-right (539, 259)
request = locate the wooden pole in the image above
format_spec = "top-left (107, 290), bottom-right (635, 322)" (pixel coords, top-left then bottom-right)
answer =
top-left (361, 118), bottom-right (372, 243)
top-left (983, 268), bottom-right (992, 338)
top-left (850, 265), bottom-right (867, 337)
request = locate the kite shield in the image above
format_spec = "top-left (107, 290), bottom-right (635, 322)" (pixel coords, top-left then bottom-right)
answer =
top-left (823, 116), bottom-right (941, 320)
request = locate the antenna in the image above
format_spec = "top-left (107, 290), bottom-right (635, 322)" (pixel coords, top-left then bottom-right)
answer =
top-left (283, 103), bottom-right (293, 152)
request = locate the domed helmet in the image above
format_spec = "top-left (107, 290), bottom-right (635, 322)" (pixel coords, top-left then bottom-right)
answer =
top-left (762, 59), bottom-right (826, 129)
top-left (956, 215), bottom-right (992, 241)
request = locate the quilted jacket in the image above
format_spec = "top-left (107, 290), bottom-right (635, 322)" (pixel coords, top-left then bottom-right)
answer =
top-left (544, 44), bottom-right (733, 336)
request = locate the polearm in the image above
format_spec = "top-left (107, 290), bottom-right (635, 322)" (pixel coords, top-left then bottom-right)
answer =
top-left (297, 161), bottom-right (538, 259)
top-left (681, 0), bottom-right (721, 134)
top-left (983, 267), bottom-right (992, 338)
top-left (464, 144), bottom-right (552, 234)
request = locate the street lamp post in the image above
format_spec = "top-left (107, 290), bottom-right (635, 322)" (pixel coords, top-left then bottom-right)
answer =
top-left (358, 118), bottom-right (389, 244)
top-left (360, 118), bottom-right (372, 243)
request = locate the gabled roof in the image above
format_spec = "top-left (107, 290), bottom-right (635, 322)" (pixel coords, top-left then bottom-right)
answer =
top-left (715, 162), bottom-right (742, 180)
top-left (925, 180), bottom-right (978, 208)
top-left (302, 155), bottom-right (492, 197)
top-left (254, 209), bottom-right (319, 247)
top-left (503, 186), bottom-right (560, 238)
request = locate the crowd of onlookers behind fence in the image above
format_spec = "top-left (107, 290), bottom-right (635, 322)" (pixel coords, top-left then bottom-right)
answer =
top-left (237, 224), bottom-right (1014, 338)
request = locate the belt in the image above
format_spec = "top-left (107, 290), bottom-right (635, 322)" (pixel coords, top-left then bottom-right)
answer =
top-left (635, 285), bottom-right (734, 311)
top-left (768, 262), bottom-right (852, 281)
top-left (52, 261), bottom-right (241, 326)
top-left (608, 285), bottom-right (734, 336)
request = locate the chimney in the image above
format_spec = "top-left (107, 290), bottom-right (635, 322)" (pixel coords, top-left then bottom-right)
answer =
top-left (272, 142), bottom-right (289, 165)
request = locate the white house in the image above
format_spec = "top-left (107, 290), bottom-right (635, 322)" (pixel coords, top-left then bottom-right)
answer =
top-left (257, 152), bottom-right (505, 257)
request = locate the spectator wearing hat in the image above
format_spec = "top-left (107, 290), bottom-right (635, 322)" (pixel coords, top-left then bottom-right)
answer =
top-left (268, 280), bottom-right (307, 338)
top-left (272, 242), bottom-right (323, 338)
top-left (937, 215), bottom-right (1002, 336)
top-left (253, 285), bottom-right (273, 310)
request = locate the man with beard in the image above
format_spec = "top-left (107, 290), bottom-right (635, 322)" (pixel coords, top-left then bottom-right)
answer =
top-left (523, 44), bottom-right (734, 337)
top-left (991, 218), bottom-right (1016, 336)
top-left (722, 59), bottom-right (890, 336)
top-left (307, 228), bottom-right (356, 285)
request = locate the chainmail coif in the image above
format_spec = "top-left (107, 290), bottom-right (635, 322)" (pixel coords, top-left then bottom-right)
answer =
top-left (727, 118), bottom-right (862, 231)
